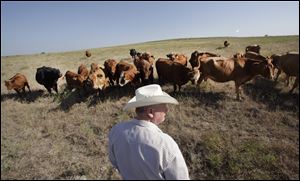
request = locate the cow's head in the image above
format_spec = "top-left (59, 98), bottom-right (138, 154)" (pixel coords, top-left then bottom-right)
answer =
top-left (251, 59), bottom-right (275, 80)
top-left (130, 49), bottom-right (137, 57)
top-left (88, 67), bottom-right (108, 90)
top-left (119, 69), bottom-right (139, 87)
top-left (189, 51), bottom-right (200, 69)
top-left (166, 53), bottom-right (176, 60)
top-left (270, 54), bottom-right (281, 69)
top-left (4, 80), bottom-right (13, 90)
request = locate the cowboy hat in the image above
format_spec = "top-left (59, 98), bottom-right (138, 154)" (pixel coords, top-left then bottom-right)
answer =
top-left (123, 84), bottom-right (179, 111)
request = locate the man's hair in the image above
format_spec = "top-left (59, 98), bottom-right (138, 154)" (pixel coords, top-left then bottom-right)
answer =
top-left (135, 106), bottom-right (148, 114)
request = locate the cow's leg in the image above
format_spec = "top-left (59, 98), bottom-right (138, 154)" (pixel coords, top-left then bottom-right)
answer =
top-left (14, 89), bottom-right (21, 95)
top-left (235, 83), bottom-right (241, 100)
top-left (197, 74), bottom-right (205, 85)
top-left (149, 68), bottom-right (154, 84)
top-left (173, 84), bottom-right (177, 93)
top-left (274, 69), bottom-right (281, 82)
top-left (158, 76), bottom-right (163, 86)
top-left (285, 75), bottom-right (290, 86)
top-left (289, 76), bottom-right (299, 93)
top-left (26, 82), bottom-right (31, 92)
top-left (53, 83), bottom-right (58, 93)
top-left (45, 86), bottom-right (52, 94)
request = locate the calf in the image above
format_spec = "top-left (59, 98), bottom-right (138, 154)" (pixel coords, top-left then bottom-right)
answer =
top-left (5, 73), bottom-right (31, 95)
top-left (65, 71), bottom-right (85, 90)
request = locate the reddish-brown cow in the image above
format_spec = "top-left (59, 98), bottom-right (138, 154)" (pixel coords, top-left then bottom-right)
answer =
top-left (5, 73), bottom-right (31, 95)
top-left (156, 58), bottom-right (200, 92)
top-left (196, 56), bottom-right (275, 100)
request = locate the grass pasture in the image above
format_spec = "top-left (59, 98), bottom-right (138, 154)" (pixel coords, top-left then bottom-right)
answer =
top-left (1, 35), bottom-right (299, 179)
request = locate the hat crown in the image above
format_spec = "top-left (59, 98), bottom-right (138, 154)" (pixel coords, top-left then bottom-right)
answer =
top-left (135, 84), bottom-right (164, 101)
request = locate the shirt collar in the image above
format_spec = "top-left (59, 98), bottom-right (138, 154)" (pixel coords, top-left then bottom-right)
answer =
top-left (131, 119), bottom-right (162, 133)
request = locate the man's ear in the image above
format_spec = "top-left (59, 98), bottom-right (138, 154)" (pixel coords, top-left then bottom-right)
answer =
top-left (147, 109), bottom-right (154, 118)
top-left (148, 113), bottom-right (154, 118)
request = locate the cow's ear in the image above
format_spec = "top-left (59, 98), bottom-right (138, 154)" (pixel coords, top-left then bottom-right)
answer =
top-left (100, 67), bottom-right (105, 72)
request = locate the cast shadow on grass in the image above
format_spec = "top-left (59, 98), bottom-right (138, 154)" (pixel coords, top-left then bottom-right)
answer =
top-left (160, 84), bottom-right (228, 109)
top-left (242, 77), bottom-right (299, 112)
top-left (86, 84), bottom-right (136, 108)
top-left (173, 90), bottom-right (227, 109)
top-left (53, 84), bottom-right (136, 112)
top-left (216, 46), bottom-right (226, 50)
top-left (1, 89), bottom-right (45, 103)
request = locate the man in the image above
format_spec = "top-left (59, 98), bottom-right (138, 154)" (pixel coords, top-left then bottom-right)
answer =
top-left (108, 84), bottom-right (190, 180)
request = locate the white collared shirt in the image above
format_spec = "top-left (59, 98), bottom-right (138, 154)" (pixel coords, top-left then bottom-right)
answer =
top-left (108, 119), bottom-right (190, 180)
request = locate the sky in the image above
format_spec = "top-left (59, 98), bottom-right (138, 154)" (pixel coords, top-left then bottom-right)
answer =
top-left (1, 1), bottom-right (299, 56)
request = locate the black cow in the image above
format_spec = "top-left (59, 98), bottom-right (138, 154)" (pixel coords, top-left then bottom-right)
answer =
top-left (35, 66), bottom-right (62, 93)
top-left (130, 49), bottom-right (138, 59)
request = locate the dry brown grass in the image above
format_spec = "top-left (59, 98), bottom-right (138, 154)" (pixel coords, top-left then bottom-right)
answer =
top-left (1, 36), bottom-right (299, 179)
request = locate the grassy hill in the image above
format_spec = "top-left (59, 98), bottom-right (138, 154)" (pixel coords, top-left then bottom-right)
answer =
top-left (1, 35), bottom-right (299, 179)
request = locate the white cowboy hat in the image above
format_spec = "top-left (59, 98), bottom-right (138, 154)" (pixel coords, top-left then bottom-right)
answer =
top-left (123, 84), bottom-right (179, 111)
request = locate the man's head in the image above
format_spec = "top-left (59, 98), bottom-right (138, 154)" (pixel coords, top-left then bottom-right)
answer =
top-left (135, 103), bottom-right (168, 125)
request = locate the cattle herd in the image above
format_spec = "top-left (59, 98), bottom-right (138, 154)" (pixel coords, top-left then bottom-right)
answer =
top-left (4, 45), bottom-right (299, 100)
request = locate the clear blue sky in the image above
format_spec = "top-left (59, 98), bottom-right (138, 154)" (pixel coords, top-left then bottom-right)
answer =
top-left (1, 1), bottom-right (299, 56)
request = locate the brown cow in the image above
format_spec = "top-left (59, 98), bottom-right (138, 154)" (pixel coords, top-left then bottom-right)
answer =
top-left (65, 71), bottom-right (85, 90)
top-left (115, 61), bottom-right (140, 87)
top-left (5, 73), bottom-right (31, 95)
top-left (196, 56), bottom-right (275, 100)
top-left (140, 52), bottom-right (155, 65)
top-left (77, 64), bottom-right (89, 80)
top-left (271, 52), bottom-right (299, 93)
top-left (85, 50), bottom-right (91, 57)
top-left (166, 53), bottom-right (188, 66)
top-left (245, 45), bottom-right (261, 54)
top-left (133, 56), bottom-right (154, 85)
top-left (104, 59), bottom-right (118, 86)
top-left (189, 51), bottom-right (221, 69)
top-left (156, 58), bottom-right (200, 92)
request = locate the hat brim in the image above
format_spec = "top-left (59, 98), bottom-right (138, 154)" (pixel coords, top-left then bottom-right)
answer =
top-left (123, 92), bottom-right (178, 111)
